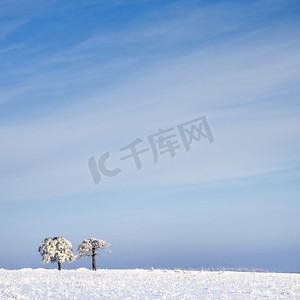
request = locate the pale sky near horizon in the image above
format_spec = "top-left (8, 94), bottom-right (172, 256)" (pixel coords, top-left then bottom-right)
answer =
top-left (0, 0), bottom-right (300, 272)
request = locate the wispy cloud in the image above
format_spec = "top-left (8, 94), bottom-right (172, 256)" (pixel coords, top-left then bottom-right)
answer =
top-left (0, 0), bottom-right (299, 202)
top-left (0, 20), bottom-right (27, 40)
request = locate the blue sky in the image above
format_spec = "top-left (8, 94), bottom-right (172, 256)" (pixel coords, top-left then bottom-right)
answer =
top-left (0, 0), bottom-right (300, 272)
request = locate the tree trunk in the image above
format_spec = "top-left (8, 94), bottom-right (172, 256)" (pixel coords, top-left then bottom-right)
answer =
top-left (92, 249), bottom-right (96, 271)
top-left (58, 261), bottom-right (61, 271)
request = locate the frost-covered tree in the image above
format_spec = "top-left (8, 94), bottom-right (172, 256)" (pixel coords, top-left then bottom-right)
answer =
top-left (78, 238), bottom-right (110, 271)
top-left (38, 237), bottom-right (76, 270)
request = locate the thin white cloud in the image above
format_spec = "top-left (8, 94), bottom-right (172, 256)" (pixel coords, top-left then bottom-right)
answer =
top-left (0, 0), bottom-right (299, 202)
top-left (0, 20), bottom-right (27, 40)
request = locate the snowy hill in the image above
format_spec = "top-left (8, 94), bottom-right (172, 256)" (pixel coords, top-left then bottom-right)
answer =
top-left (0, 268), bottom-right (299, 299)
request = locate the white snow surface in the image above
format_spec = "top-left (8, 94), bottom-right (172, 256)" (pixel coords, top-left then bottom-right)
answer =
top-left (0, 268), bottom-right (300, 299)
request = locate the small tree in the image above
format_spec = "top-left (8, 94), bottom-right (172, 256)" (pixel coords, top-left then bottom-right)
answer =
top-left (39, 237), bottom-right (76, 270)
top-left (78, 238), bottom-right (110, 271)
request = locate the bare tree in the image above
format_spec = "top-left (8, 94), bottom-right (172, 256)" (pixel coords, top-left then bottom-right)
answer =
top-left (78, 238), bottom-right (110, 271)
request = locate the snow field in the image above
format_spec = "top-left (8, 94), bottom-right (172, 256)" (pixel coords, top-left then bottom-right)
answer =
top-left (0, 268), bottom-right (300, 299)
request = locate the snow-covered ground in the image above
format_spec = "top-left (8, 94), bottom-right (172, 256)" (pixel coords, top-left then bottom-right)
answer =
top-left (0, 268), bottom-right (300, 299)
